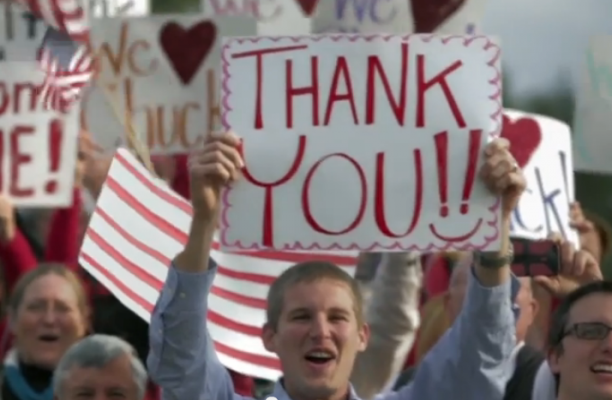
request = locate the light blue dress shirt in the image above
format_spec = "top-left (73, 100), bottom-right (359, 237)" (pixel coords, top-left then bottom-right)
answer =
top-left (148, 260), bottom-right (520, 400)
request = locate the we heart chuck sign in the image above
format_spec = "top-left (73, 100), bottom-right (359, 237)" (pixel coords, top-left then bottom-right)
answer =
top-left (502, 109), bottom-right (579, 247)
top-left (83, 16), bottom-right (256, 154)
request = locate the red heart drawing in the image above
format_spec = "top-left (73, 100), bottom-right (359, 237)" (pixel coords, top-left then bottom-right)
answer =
top-left (409, 0), bottom-right (466, 33)
top-left (500, 114), bottom-right (542, 168)
top-left (295, 0), bottom-right (320, 16)
top-left (159, 21), bottom-right (217, 85)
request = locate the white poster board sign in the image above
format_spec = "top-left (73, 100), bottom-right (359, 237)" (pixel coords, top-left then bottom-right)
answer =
top-left (202, 0), bottom-right (317, 34)
top-left (573, 36), bottom-right (612, 174)
top-left (220, 34), bottom-right (502, 252)
top-left (504, 109), bottom-right (579, 246)
top-left (0, 63), bottom-right (79, 206)
top-left (85, 16), bottom-right (256, 154)
top-left (0, 1), bottom-right (46, 61)
top-left (312, 0), bottom-right (488, 34)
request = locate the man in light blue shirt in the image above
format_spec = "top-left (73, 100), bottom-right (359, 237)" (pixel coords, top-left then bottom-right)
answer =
top-left (147, 132), bottom-right (526, 400)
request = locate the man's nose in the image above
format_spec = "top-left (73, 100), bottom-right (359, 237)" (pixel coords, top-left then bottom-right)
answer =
top-left (309, 315), bottom-right (332, 339)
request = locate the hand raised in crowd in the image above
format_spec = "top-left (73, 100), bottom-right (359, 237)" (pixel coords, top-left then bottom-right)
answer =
top-left (79, 131), bottom-right (113, 198)
top-left (0, 195), bottom-right (15, 244)
top-left (569, 201), bottom-right (603, 261)
top-left (534, 233), bottom-right (603, 298)
top-left (188, 131), bottom-right (243, 224)
top-left (479, 138), bottom-right (526, 219)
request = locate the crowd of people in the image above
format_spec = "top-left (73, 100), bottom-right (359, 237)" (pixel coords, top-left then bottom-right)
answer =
top-left (0, 116), bottom-right (609, 400)
top-left (0, 125), bottom-right (609, 400)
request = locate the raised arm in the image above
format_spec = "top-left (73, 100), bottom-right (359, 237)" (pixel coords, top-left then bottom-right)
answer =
top-left (351, 252), bottom-right (422, 399)
top-left (383, 138), bottom-right (527, 400)
top-left (147, 132), bottom-right (250, 400)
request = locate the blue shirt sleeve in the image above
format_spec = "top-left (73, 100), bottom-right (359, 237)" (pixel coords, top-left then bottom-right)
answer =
top-left (147, 260), bottom-right (253, 400)
top-left (377, 268), bottom-right (520, 400)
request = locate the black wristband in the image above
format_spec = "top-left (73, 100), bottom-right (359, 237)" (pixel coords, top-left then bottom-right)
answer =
top-left (474, 246), bottom-right (514, 269)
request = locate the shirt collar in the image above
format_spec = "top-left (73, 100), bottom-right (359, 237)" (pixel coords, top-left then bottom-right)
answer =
top-left (271, 379), bottom-right (360, 400)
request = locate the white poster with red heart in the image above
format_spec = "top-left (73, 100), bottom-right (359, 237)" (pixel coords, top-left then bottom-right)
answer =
top-left (220, 34), bottom-right (503, 252)
top-left (573, 36), bottom-right (612, 175)
top-left (83, 16), bottom-right (256, 154)
top-left (202, 0), bottom-right (317, 34)
top-left (312, 0), bottom-right (488, 35)
top-left (503, 109), bottom-right (579, 246)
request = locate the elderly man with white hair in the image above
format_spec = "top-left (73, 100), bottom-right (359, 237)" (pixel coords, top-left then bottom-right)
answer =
top-left (53, 334), bottom-right (148, 400)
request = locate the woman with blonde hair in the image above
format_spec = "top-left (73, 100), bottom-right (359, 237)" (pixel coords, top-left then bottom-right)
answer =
top-left (1, 264), bottom-right (89, 400)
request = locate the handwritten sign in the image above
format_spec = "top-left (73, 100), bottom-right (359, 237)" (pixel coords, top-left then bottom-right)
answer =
top-left (202, 0), bottom-right (316, 35)
top-left (312, 0), bottom-right (488, 35)
top-left (573, 36), bottom-right (612, 174)
top-left (220, 34), bottom-right (502, 251)
top-left (504, 109), bottom-right (579, 247)
top-left (85, 16), bottom-right (256, 154)
top-left (0, 63), bottom-right (79, 206)
top-left (0, 1), bottom-right (45, 61)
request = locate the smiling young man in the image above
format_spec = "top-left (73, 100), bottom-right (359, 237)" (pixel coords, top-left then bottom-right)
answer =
top-left (546, 281), bottom-right (612, 400)
top-left (147, 131), bottom-right (527, 400)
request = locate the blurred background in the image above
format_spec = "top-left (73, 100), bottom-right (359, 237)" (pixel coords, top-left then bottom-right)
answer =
top-left (95, 0), bottom-right (612, 275)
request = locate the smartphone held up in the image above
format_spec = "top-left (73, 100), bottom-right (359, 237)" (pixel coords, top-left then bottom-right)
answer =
top-left (510, 238), bottom-right (560, 277)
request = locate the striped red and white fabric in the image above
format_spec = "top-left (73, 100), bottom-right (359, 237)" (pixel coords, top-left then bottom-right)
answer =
top-left (15, 0), bottom-right (88, 43)
top-left (38, 43), bottom-right (93, 111)
top-left (79, 149), bottom-right (359, 380)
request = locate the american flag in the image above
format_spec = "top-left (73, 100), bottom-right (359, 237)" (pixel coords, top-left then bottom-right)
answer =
top-left (79, 149), bottom-right (358, 380)
top-left (37, 26), bottom-right (94, 112)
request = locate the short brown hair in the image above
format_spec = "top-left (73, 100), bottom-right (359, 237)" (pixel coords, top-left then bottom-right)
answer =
top-left (266, 261), bottom-right (363, 329)
top-left (10, 264), bottom-right (89, 316)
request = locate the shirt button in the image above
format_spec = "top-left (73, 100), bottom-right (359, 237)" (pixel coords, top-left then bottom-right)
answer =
top-left (180, 292), bottom-right (186, 299)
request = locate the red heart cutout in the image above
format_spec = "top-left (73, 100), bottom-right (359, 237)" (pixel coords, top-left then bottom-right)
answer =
top-left (295, 0), bottom-right (320, 16)
top-left (500, 114), bottom-right (542, 168)
top-left (159, 21), bottom-right (216, 85)
top-left (409, 0), bottom-right (466, 33)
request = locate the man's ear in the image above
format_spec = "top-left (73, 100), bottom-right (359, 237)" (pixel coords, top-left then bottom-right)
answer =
top-left (358, 323), bottom-right (370, 352)
top-left (262, 322), bottom-right (276, 353)
top-left (547, 348), bottom-right (562, 374)
top-left (531, 298), bottom-right (540, 318)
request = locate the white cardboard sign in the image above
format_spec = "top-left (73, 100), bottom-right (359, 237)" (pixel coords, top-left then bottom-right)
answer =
top-left (0, 1), bottom-right (46, 62)
top-left (504, 109), bottom-right (579, 246)
top-left (573, 36), bottom-right (612, 175)
top-left (85, 16), bottom-right (256, 154)
top-left (202, 0), bottom-right (316, 35)
top-left (0, 62), bottom-right (79, 206)
top-left (220, 34), bottom-right (502, 252)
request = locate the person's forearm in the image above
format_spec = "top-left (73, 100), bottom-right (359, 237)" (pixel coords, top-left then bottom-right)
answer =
top-left (352, 252), bottom-right (422, 400)
top-left (474, 218), bottom-right (512, 287)
top-left (174, 211), bottom-right (215, 273)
